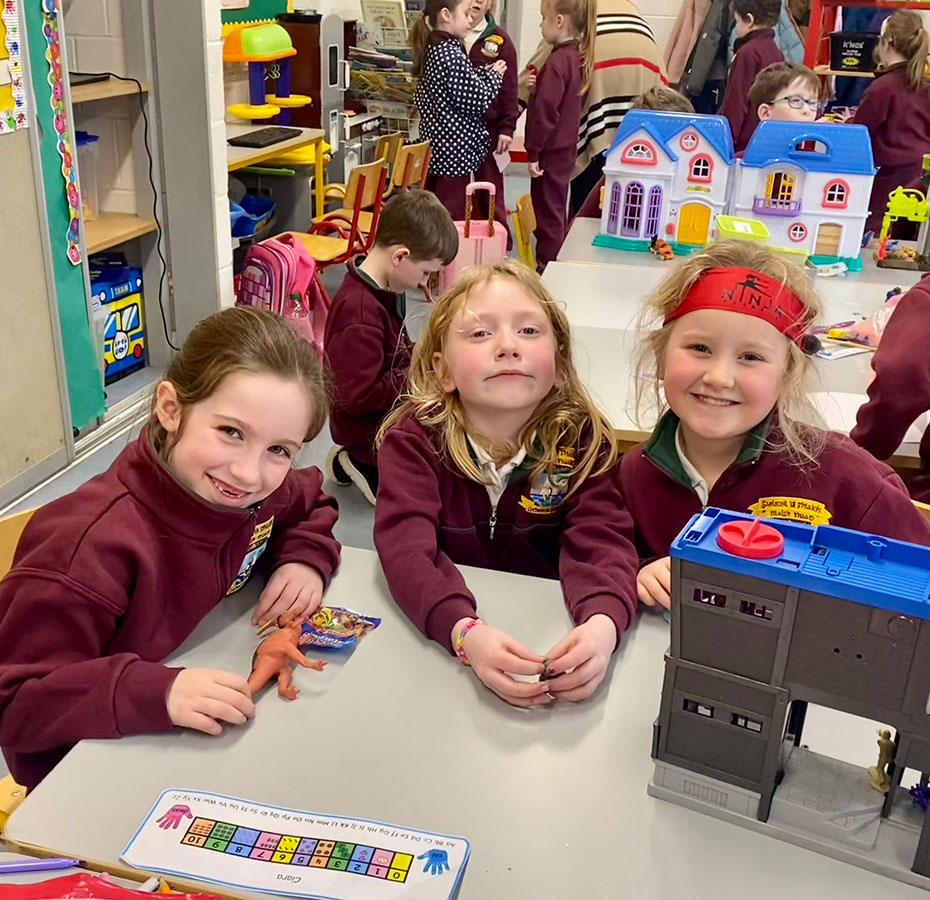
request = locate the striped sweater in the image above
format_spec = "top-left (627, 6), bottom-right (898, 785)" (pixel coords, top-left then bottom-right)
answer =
top-left (519, 0), bottom-right (667, 177)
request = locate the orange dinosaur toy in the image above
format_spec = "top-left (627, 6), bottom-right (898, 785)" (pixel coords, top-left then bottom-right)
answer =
top-left (248, 609), bottom-right (328, 700)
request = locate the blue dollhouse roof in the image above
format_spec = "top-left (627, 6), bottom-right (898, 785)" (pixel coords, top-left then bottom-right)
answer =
top-left (741, 121), bottom-right (876, 175)
top-left (605, 110), bottom-right (735, 164)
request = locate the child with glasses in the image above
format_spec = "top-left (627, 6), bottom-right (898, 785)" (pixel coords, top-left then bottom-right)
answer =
top-left (749, 62), bottom-right (821, 126)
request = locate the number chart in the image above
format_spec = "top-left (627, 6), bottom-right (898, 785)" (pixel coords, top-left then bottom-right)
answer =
top-left (122, 789), bottom-right (470, 900)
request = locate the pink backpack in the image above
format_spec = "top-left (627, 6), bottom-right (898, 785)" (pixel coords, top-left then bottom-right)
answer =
top-left (236, 233), bottom-right (328, 356)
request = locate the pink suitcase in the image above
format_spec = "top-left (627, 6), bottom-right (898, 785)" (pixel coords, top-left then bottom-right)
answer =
top-left (439, 181), bottom-right (509, 293)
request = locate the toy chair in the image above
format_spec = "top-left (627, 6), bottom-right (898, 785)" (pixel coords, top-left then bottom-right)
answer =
top-left (511, 194), bottom-right (536, 270)
top-left (0, 507), bottom-right (36, 581)
top-left (323, 132), bottom-right (403, 204)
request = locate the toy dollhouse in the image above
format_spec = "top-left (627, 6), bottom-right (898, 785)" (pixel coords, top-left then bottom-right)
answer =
top-left (731, 121), bottom-right (875, 269)
top-left (593, 110), bottom-right (736, 253)
top-left (650, 508), bottom-right (930, 889)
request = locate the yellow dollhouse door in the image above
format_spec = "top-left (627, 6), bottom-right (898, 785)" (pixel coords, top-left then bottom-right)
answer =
top-left (679, 203), bottom-right (710, 245)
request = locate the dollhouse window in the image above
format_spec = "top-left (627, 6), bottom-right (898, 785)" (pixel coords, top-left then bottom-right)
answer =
top-left (731, 713), bottom-right (763, 732)
top-left (795, 139), bottom-right (827, 154)
top-left (739, 600), bottom-right (774, 620)
top-left (621, 141), bottom-right (656, 164)
top-left (788, 223), bottom-right (808, 242)
top-left (645, 186), bottom-right (662, 238)
top-left (680, 132), bottom-right (698, 151)
top-left (683, 699), bottom-right (714, 718)
top-left (694, 588), bottom-right (727, 607)
top-left (823, 180), bottom-right (849, 209)
top-left (621, 182), bottom-right (644, 236)
top-left (607, 182), bottom-right (622, 234)
top-left (688, 155), bottom-right (713, 183)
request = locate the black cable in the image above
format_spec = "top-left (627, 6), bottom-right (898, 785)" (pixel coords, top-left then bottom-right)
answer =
top-left (77, 72), bottom-right (178, 350)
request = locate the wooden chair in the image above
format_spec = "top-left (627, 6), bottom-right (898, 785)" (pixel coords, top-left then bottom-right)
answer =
top-left (511, 194), bottom-right (536, 270)
top-left (323, 131), bottom-right (403, 205)
top-left (383, 140), bottom-right (431, 198)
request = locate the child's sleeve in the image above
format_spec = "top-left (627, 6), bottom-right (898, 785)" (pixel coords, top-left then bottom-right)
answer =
top-left (849, 82), bottom-right (883, 137)
top-left (0, 572), bottom-right (179, 758)
top-left (266, 466), bottom-right (341, 584)
top-left (436, 42), bottom-right (503, 118)
top-left (374, 427), bottom-right (477, 652)
top-left (326, 321), bottom-right (409, 417)
top-left (558, 462), bottom-right (639, 645)
top-left (855, 468), bottom-right (930, 546)
top-left (491, 35), bottom-right (520, 138)
top-left (719, 53), bottom-right (751, 146)
top-left (524, 55), bottom-right (569, 162)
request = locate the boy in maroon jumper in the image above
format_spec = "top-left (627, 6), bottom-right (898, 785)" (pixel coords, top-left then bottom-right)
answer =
top-left (324, 191), bottom-right (458, 505)
top-left (467, 0), bottom-right (519, 247)
top-left (525, 0), bottom-right (595, 271)
top-left (719, 0), bottom-right (783, 153)
top-left (852, 275), bottom-right (930, 504)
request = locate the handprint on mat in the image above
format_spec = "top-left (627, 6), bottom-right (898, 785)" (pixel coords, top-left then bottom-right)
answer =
top-left (417, 849), bottom-right (450, 875)
top-left (157, 804), bottom-right (193, 829)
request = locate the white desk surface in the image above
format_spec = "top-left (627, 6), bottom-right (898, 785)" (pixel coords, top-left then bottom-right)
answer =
top-left (226, 123), bottom-right (325, 173)
top-left (5, 548), bottom-right (920, 899)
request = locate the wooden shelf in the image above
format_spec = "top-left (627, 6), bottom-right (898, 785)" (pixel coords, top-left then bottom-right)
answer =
top-left (85, 213), bottom-right (158, 253)
top-left (71, 78), bottom-right (151, 104)
top-left (814, 66), bottom-right (874, 78)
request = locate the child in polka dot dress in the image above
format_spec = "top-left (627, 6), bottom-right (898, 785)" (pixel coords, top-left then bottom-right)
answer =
top-left (411, 0), bottom-right (508, 220)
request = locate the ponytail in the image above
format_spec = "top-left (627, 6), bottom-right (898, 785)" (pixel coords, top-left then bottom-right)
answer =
top-left (410, 0), bottom-right (466, 78)
top-left (882, 10), bottom-right (930, 91)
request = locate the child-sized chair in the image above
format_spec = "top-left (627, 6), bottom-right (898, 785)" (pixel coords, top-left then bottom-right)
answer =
top-left (511, 194), bottom-right (536, 270)
top-left (323, 131), bottom-right (403, 205)
top-left (383, 140), bottom-right (431, 199)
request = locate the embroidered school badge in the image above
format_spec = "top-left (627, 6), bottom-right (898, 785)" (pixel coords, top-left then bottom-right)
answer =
top-left (519, 446), bottom-right (575, 514)
top-left (226, 515), bottom-right (275, 595)
top-left (481, 35), bottom-right (503, 58)
top-left (749, 497), bottom-right (832, 527)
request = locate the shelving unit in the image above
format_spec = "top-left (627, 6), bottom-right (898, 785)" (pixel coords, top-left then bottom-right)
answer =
top-left (84, 213), bottom-right (158, 254)
top-left (813, 65), bottom-right (874, 79)
top-left (71, 77), bottom-right (151, 104)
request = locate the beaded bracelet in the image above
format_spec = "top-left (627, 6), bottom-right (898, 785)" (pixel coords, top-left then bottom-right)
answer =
top-left (454, 617), bottom-right (486, 666)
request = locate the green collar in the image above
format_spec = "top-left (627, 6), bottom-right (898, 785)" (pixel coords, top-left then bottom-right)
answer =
top-left (479, 15), bottom-right (498, 40)
top-left (354, 255), bottom-right (405, 318)
top-left (643, 410), bottom-right (770, 488)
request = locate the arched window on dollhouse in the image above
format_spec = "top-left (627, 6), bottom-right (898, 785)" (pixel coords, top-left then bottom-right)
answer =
top-left (621, 141), bottom-right (657, 165)
top-left (645, 186), bottom-right (662, 238)
top-left (822, 180), bottom-right (849, 209)
top-left (688, 155), bottom-right (713, 183)
top-left (621, 182), bottom-right (644, 236)
top-left (607, 182), bottom-right (622, 234)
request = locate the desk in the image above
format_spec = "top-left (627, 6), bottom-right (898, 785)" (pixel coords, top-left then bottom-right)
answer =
top-left (227, 124), bottom-right (326, 220)
top-left (4, 549), bottom-right (921, 899)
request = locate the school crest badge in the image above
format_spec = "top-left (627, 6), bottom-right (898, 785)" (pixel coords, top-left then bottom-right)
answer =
top-left (226, 515), bottom-right (275, 594)
top-left (481, 34), bottom-right (503, 59)
top-left (519, 446), bottom-right (575, 514)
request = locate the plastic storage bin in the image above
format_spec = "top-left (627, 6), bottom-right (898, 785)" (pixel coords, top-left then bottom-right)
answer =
top-left (75, 131), bottom-right (100, 222)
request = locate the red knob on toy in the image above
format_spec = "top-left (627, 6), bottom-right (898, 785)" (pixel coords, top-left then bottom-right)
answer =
top-left (716, 518), bottom-right (784, 559)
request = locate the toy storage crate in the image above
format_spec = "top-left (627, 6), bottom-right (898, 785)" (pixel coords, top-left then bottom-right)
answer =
top-left (349, 68), bottom-right (416, 104)
top-left (363, 100), bottom-right (419, 141)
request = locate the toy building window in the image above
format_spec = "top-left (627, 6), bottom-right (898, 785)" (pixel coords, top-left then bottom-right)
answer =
top-left (645, 186), bottom-right (662, 238)
top-left (739, 600), bottom-right (773, 620)
top-left (683, 699), bottom-right (714, 718)
top-left (788, 223), bottom-right (808, 242)
top-left (607, 182), bottom-right (622, 234)
top-left (688, 155), bottom-right (713, 183)
top-left (823, 180), bottom-right (849, 209)
top-left (795, 139), bottom-right (827, 154)
top-left (621, 182), bottom-right (644, 236)
top-left (694, 588), bottom-right (727, 608)
top-left (730, 713), bottom-right (763, 732)
top-left (680, 132), bottom-right (698, 151)
top-left (621, 141), bottom-right (657, 165)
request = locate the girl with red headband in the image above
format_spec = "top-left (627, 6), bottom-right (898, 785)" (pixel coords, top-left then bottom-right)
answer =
top-left (620, 242), bottom-right (929, 610)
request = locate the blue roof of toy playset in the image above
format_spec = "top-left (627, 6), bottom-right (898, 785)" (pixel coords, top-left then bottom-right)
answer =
top-left (670, 508), bottom-right (930, 619)
top-left (605, 110), bottom-right (735, 164)
top-left (741, 121), bottom-right (876, 175)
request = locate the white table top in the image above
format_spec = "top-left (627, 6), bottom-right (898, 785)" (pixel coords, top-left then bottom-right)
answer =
top-left (5, 548), bottom-right (921, 899)
top-left (226, 123), bottom-right (325, 173)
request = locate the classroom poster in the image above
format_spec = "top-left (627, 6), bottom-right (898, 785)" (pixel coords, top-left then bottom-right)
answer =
top-left (122, 789), bottom-right (471, 900)
top-left (0, 0), bottom-right (28, 134)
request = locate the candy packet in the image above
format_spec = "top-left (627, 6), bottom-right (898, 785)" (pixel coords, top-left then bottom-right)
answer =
top-left (300, 605), bottom-right (381, 651)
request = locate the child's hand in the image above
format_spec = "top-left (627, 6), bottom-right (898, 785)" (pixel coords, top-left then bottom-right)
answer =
top-left (637, 557), bottom-right (671, 609)
top-left (167, 668), bottom-right (255, 735)
top-left (455, 620), bottom-right (550, 708)
top-left (544, 614), bottom-right (617, 702)
top-left (496, 134), bottom-right (513, 154)
top-left (490, 59), bottom-right (508, 76)
top-left (528, 161), bottom-right (544, 178)
top-left (524, 69), bottom-right (537, 90)
top-left (252, 563), bottom-right (325, 626)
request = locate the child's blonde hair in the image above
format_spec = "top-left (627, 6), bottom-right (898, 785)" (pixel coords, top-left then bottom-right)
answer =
top-left (634, 242), bottom-right (826, 467)
top-left (149, 307), bottom-right (328, 459)
top-left (544, 0), bottom-right (596, 94)
top-left (881, 10), bottom-right (930, 91)
top-left (378, 260), bottom-right (616, 494)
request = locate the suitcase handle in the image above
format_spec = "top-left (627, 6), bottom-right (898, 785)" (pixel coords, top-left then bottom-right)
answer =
top-left (464, 181), bottom-right (496, 240)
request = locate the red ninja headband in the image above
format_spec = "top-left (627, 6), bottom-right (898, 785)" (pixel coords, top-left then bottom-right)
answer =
top-left (664, 267), bottom-right (809, 347)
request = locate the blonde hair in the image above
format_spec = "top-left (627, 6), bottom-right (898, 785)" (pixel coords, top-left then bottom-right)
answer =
top-left (378, 260), bottom-right (616, 494)
top-left (633, 242), bottom-right (827, 467)
top-left (632, 85), bottom-right (695, 113)
top-left (148, 307), bottom-right (328, 459)
top-left (544, 0), bottom-right (596, 94)
top-left (881, 10), bottom-right (930, 91)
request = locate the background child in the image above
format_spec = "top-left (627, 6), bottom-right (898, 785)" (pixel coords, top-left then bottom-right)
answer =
top-left (412, 0), bottom-right (506, 221)
top-left (851, 274), bottom-right (930, 504)
top-left (575, 85), bottom-right (694, 219)
top-left (0, 308), bottom-right (341, 788)
top-left (849, 11), bottom-right (930, 235)
top-left (466, 0), bottom-right (519, 247)
top-left (621, 242), bottom-right (929, 610)
top-left (525, 0), bottom-right (595, 270)
top-left (374, 261), bottom-right (638, 706)
top-left (748, 61), bottom-right (820, 125)
top-left (719, 0), bottom-right (784, 153)
top-left (325, 190), bottom-right (459, 505)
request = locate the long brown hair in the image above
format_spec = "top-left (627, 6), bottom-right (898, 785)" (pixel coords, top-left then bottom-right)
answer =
top-left (545, 0), bottom-right (597, 94)
top-left (881, 10), bottom-right (930, 91)
top-left (148, 307), bottom-right (328, 459)
top-left (633, 242), bottom-right (827, 468)
top-left (378, 260), bottom-right (616, 495)
top-left (411, 0), bottom-right (469, 77)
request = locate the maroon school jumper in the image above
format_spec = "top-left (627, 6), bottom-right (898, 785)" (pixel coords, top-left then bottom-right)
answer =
top-left (851, 275), bottom-right (930, 503)
top-left (469, 17), bottom-right (519, 248)
top-left (0, 433), bottom-right (341, 789)
top-left (324, 258), bottom-right (412, 468)
top-left (577, 174), bottom-right (606, 218)
top-left (374, 413), bottom-right (638, 652)
top-left (851, 64), bottom-right (930, 234)
top-left (620, 412), bottom-right (930, 566)
top-left (526, 41), bottom-right (584, 271)
top-left (719, 28), bottom-right (783, 153)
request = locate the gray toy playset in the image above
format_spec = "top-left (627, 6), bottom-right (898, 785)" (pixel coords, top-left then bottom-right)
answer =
top-left (649, 509), bottom-right (930, 889)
